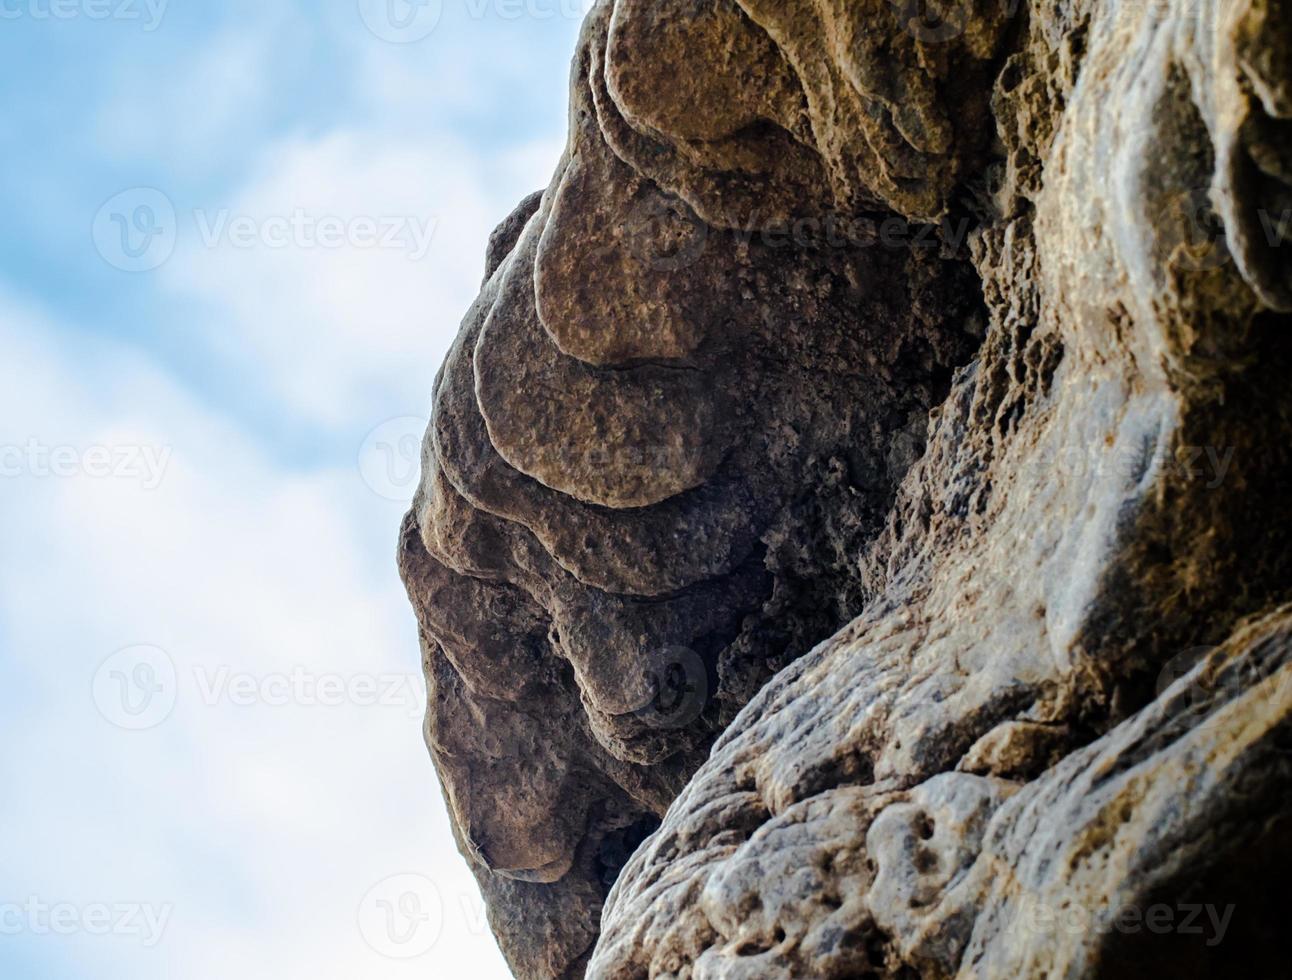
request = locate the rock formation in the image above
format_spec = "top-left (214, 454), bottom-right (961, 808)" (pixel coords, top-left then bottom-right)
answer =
top-left (398, 0), bottom-right (1292, 976)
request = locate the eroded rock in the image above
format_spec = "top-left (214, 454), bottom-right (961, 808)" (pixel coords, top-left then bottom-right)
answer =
top-left (398, 0), bottom-right (1292, 975)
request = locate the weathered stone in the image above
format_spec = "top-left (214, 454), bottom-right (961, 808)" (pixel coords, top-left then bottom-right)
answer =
top-left (398, 0), bottom-right (1292, 975)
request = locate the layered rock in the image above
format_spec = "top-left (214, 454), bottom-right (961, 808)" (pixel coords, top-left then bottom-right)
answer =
top-left (398, 0), bottom-right (1292, 976)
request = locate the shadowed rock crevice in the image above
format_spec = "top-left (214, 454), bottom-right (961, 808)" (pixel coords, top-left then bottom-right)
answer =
top-left (398, 0), bottom-right (1292, 976)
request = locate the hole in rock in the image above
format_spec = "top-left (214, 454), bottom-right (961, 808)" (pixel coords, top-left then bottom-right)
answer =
top-left (597, 813), bottom-right (662, 889)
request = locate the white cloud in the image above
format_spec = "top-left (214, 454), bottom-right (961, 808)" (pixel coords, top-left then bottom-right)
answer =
top-left (81, 0), bottom-right (574, 435)
top-left (159, 125), bottom-right (557, 430)
top-left (0, 291), bottom-right (511, 979)
top-left (0, 7), bottom-right (583, 974)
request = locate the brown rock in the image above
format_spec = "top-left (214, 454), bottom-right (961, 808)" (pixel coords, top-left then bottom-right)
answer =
top-left (398, 0), bottom-right (1292, 975)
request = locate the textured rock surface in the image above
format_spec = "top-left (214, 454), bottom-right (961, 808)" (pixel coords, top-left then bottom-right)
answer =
top-left (398, 0), bottom-right (1292, 976)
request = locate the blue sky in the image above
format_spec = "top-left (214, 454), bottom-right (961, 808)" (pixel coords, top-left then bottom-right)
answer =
top-left (0, 3), bottom-right (585, 976)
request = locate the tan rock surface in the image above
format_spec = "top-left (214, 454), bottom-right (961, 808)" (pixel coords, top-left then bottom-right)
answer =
top-left (398, 0), bottom-right (1292, 975)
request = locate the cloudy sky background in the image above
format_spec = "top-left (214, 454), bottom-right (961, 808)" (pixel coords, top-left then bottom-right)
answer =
top-left (0, 2), bottom-right (586, 976)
